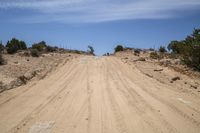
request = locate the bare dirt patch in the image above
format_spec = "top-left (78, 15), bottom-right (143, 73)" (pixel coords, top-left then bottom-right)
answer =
top-left (114, 50), bottom-right (200, 95)
top-left (0, 52), bottom-right (79, 93)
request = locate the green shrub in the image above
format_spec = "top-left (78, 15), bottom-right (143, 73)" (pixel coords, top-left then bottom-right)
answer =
top-left (6, 38), bottom-right (27, 54)
top-left (167, 28), bottom-right (200, 70)
top-left (159, 46), bottom-right (167, 53)
top-left (32, 41), bottom-right (47, 51)
top-left (114, 45), bottom-right (124, 53)
top-left (30, 49), bottom-right (40, 57)
top-left (19, 41), bottom-right (27, 50)
top-left (134, 49), bottom-right (140, 56)
top-left (46, 45), bottom-right (57, 52)
top-left (0, 43), bottom-right (4, 52)
top-left (88, 45), bottom-right (94, 55)
top-left (150, 52), bottom-right (160, 59)
top-left (6, 45), bottom-right (18, 54)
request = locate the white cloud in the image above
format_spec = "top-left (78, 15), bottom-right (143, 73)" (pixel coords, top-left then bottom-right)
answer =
top-left (0, 0), bottom-right (200, 23)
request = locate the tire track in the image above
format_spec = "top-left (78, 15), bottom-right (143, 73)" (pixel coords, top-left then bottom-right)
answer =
top-left (103, 58), bottom-right (128, 133)
top-left (6, 61), bottom-right (83, 133)
top-left (110, 57), bottom-right (200, 129)
top-left (108, 58), bottom-right (178, 133)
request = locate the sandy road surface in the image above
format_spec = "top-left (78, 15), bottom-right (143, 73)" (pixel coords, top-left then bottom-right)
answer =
top-left (0, 56), bottom-right (200, 133)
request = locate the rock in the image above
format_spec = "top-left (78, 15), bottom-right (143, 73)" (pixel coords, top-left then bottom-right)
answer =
top-left (145, 73), bottom-right (153, 78)
top-left (191, 85), bottom-right (198, 89)
top-left (18, 75), bottom-right (28, 84)
top-left (154, 69), bottom-right (163, 72)
top-left (23, 70), bottom-right (38, 82)
top-left (171, 76), bottom-right (181, 81)
top-left (24, 72), bottom-right (33, 80)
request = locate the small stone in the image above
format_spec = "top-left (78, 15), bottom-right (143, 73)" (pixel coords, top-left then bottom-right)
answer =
top-left (171, 76), bottom-right (180, 81)
top-left (138, 57), bottom-right (146, 61)
top-left (191, 85), bottom-right (197, 89)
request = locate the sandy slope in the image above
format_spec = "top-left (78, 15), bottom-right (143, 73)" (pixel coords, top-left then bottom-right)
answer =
top-left (0, 56), bottom-right (200, 133)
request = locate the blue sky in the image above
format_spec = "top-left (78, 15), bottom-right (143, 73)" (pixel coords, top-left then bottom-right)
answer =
top-left (0, 0), bottom-right (200, 55)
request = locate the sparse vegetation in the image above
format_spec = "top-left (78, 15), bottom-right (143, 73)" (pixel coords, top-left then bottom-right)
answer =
top-left (138, 57), bottom-right (146, 61)
top-left (134, 49), bottom-right (140, 56)
top-left (30, 49), bottom-right (40, 57)
top-left (6, 38), bottom-right (27, 54)
top-left (159, 46), bottom-right (167, 53)
top-left (114, 45), bottom-right (124, 53)
top-left (167, 28), bottom-right (200, 70)
top-left (0, 42), bottom-right (4, 52)
top-left (0, 53), bottom-right (6, 65)
top-left (32, 41), bottom-right (47, 51)
top-left (149, 48), bottom-right (155, 51)
top-left (150, 52), bottom-right (160, 59)
top-left (88, 45), bottom-right (95, 55)
top-left (46, 45), bottom-right (57, 52)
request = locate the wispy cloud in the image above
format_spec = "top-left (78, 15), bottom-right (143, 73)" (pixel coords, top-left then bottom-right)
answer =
top-left (0, 0), bottom-right (200, 23)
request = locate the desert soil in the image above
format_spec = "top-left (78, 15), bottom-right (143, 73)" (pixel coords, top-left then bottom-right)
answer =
top-left (0, 56), bottom-right (200, 133)
top-left (0, 53), bottom-right (79, 92)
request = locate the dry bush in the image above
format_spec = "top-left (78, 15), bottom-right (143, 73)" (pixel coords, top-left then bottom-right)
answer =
top-left (31, 49), bottom-right (40, 57)
top-left (0, 53), bottom-right (6, 65)
top-left (150, 52), bottom-right (160, 59)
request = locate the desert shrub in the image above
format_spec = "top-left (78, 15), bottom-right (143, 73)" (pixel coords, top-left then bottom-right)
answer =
top-left (124, 47), bottom-right (134, 50)
top-left (167, 28), bottom-right (200, 70)
top-left (150, 52), bottom-right (160, 59)
top-left (46, 45), bottom-right (57, 52)
top-left (149, 48), bottom-right (155, 51)
top-left (168, 53), bottom-right (179, 59)
top-left (23, 51), bottom-right (30, 57)
top-left (114, 45), bottom-right (124, 53)
top-left (32, 41), bottom-right (47, 51)
top-left (0, 53), bottom-right (6, 65)
top-left (0, 43), bottom-right (4, 52)
top-left (19, 41), bottom-right (27, 50)
top-left (74, 50), bottom-right (81, 54)
top-left (6, 45), bottom-right (18, 54)
top-left (88, 45), bottom-right (94, 55)
top-left (6, 38), bottom-right (27, 54)
top-left (30, 49), bottom-right (40, 57)
top-left (159, 46), bottom-right (167, 53)
top-left (134, 49), bottom-right (140, 56)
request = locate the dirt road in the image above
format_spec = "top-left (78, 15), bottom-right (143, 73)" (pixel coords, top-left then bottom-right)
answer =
top-left (0, 56), bottom-right (200, 133)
